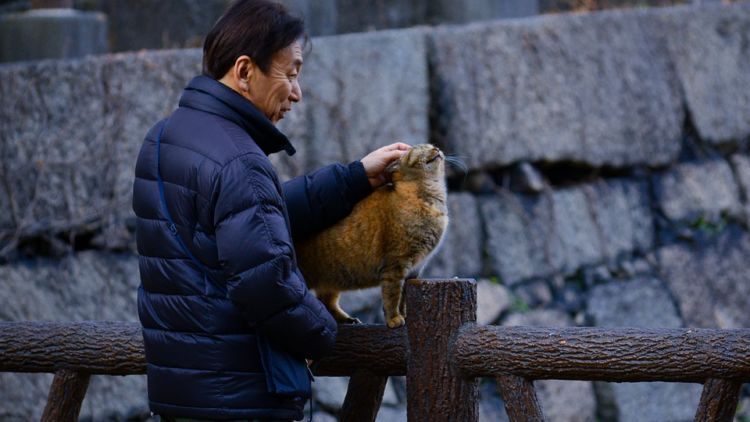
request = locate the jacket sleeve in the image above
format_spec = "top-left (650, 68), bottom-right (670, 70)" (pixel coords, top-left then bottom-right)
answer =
top-left (213, 153), bottom-right (337, 360)
top-left (283, 161), bottom-right (372, 240)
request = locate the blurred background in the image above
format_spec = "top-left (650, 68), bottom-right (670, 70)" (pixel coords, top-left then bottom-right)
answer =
top-left (2, 0), bottom-right (750, 421)
top-left (0, 0), bottom-right (742, 62)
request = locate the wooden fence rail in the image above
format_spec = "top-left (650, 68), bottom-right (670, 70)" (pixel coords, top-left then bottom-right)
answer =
top-left (1, 278), bottom-right (749, 422)
top-left (452, 325), bottom-right (750, 382)
top-left (0, 321), bottom-right (405, 421)
top-left (407, 279), bottom-right (750, 422)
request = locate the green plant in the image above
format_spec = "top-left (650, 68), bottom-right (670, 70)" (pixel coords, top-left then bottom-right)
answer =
top-left (509, 297), bottom-right (531, 313)
top-left (688, 214), bottom-right (727, 236)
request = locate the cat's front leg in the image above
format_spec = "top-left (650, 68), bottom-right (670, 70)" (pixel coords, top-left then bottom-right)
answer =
top-left (381, 277), bottom-right (405, 328)
top-left (399, 267), bottom-right (421, 319)
top-left (398, 280), bottom-right (407, 319)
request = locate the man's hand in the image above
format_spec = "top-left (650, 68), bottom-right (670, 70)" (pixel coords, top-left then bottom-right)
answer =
top-left (360, 142), bottom-right (411, 188)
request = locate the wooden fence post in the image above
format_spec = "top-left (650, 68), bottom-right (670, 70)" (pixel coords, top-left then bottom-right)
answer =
top-left (694, 378), bottom-right (742, 422)
top-left (406, 278), bottom-right (478, 421)
top-left (41, 369), bottom-right (90, 422)
top-left (496, 374), bottom-right (545, 422)
top-left (339, 372), bottom-right (388, 422)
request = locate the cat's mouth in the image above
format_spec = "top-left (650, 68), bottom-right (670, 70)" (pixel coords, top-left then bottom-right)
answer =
top-left (426, 151), bottom-right (444, 164)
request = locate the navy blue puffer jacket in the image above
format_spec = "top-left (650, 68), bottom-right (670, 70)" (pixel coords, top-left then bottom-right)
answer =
top-left (133, 75), bottom-right (371, 420)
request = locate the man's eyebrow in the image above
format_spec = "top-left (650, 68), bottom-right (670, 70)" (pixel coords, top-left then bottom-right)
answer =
top-left (293, 58), bottom-right (303, 67)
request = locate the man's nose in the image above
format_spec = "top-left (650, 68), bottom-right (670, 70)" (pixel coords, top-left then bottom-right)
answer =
top-left (290, 79), bottom-right (302, 103)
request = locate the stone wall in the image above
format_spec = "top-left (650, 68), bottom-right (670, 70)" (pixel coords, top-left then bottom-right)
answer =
top-left (2, 3), bottom-right (750, 421)
top-left (75, 0), bottom-right (537, 50)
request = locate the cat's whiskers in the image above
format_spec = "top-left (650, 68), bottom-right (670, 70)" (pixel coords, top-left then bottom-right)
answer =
top-left (444, 155), bottom-right (468, 175)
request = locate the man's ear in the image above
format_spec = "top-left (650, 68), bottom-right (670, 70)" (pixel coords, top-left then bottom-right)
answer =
top-left (233, 55), bottom-right (256, 92)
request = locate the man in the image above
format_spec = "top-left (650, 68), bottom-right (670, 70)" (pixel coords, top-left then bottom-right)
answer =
top-left (132, 0), bottom-right (409, 420)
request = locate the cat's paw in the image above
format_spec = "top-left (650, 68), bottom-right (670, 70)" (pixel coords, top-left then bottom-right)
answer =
top-left (387, 315), bottom-right (405, 328)
top-left (344, 317), bottom-right (362, 324)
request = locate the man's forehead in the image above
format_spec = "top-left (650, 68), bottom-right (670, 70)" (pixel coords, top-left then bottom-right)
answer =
top-left (277, 42), bottom-right (303, 66)
top-left (290, 41), bottom-right (303, 65)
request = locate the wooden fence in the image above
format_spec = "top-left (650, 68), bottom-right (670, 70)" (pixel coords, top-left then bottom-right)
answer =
top-left (1, 279), bottom-right (749, 421)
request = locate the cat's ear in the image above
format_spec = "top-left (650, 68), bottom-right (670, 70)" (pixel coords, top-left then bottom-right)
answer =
top-left (406, 151), bottom-right (420, 167)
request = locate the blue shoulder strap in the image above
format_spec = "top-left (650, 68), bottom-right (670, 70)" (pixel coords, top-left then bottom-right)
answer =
top-left (155, 119), bottom-right (210, 275)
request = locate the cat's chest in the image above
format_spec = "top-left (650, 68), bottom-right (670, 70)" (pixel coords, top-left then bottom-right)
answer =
top-left (409, 204), bottom-right (448, 239)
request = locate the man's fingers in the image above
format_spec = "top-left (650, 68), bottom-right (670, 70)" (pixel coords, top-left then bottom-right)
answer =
top-left (383, 149), bottom-right (406, 162)
top-left (382, 142), bottom-right (411, 152)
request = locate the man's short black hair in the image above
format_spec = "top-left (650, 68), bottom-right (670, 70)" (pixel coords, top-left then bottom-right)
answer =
top-left (202, 0), bottom-right (307, 79)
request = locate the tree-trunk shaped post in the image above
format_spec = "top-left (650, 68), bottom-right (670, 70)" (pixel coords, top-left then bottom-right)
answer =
top-left (41, 369), bottom-right (90, 422)
top-left (339, 372), bottom-right (388, 422)
top-left (497, 374), bottom-right (545, 422)
top-left (406, 278), bottom-right (478, 421)
top-left (694, 378), bottom-right (742, 422)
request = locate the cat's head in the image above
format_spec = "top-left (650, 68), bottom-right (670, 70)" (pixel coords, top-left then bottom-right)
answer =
top-left (385, 143), bottom-right (445, 183)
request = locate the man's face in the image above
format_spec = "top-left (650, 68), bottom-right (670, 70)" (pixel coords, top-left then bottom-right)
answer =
top-left (246, 41), bottom-right (303, 124)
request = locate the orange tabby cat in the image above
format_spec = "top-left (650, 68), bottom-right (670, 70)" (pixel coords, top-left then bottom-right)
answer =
top-left (295, 144), bottom-right (448, 328)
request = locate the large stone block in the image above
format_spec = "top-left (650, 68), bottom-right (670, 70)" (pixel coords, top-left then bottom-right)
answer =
top-left (0, 373), bottom-right (54, 421)
top-left (0, 251), bottom-right (146, 420)
top-left (281, 0), bottom-right (536, 36)
top-left (429, 8), bottom-right (683, 170)
top-left (331, 0), bottom-right (428, 35)
top-left (2, 371), bottom-right (145, 421)
top-left (590, 178), bottom-right (654, 257)
top-left (92, 0), bottom-right (230, 52)
top-left (0, 50), bottom-right (201, 251)
top-left (375, 405), bottom-right (407, 422)
top-left (587, 277), bottom-right (682, 328)
top-left (312, 376), bottom-right (349, 411)
top-left (550, 188), bottom-right (602, 274)
top-left (479, 380), bottom-right (509, 422)
top-left (476, 279), bottom-right (511, 325)
top-left (657, 227), bottom-right (750, 329)
top-left (1, 56), bottom-right (112, 242)
top-left (0, 9), bottom-right (108, 63)
top-left (652, 159), bottom-right (741, 224)
top-left (480, 192), bottom-right (560, 284)
top-left (587, 277), bottom-right (701, 422)
top-left (534, 380), bottom-right (596, 422)
top-left (481, 178), bottom-right (652, 284)
top-left (279, 0), bottom-right (339, 36)
top-left (597, 381), bottom-right (702, 422)
top-left (655, 3), bottom-right (750, 144)
top-left (282, 0), bottom-right (430, 36)
top-left (0, 252), bottom-right (139, 322)
top-left (429, 0), bottom-right (538, 24)
top-left (279, 28), bottom-right (429, 174)
top-left (422, 192), bottom-right (483, 278)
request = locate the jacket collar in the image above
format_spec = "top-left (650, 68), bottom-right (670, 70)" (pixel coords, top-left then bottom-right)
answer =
top-left (178, 75), bottom-right (296, 156)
